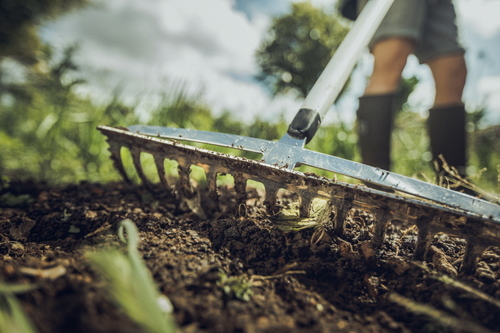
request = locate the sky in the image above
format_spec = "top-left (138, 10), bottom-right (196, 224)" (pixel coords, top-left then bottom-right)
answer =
top-left (41, 0), bottom-right (500, 126)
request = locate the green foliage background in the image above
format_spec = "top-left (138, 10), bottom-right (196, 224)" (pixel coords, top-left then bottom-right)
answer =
top-left (256, 2), bottom-right (349, 97)
top-left (0, 0), bottom-right (89, 64)
top-left (0, 1), bottom-right (498, 193)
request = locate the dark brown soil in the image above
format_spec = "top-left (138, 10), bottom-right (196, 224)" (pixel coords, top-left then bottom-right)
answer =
top-left (1, 181), bottom-right (500, 333)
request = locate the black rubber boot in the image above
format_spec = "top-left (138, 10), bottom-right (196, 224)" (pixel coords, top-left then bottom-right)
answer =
top-left (427, 104), bottom-right (479, 196)
top-left (427, 104), bottom-right (467, 178)
top-left (356, 93), bottom-right (397, 171)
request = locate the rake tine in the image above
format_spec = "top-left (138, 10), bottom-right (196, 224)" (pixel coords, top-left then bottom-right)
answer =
top-left (234, 172), bottom-right (248, 207)
top-left (372, 208), bottom-right (392, 249)
top-left (206, 169), bottom-right (219, 203)
top-left (153, 155), bottom-right (167, 186)
top-left (459, 217), bottom-right (488, 274)
top-left (107, 140), bottom-right (131, 184)
top-left (200, 168), bottom-right (221, 216)
top-left (414, 216), bottom-right (434, 261)
top-left (460, 241), bottom-right (487, 275)
top-left (130, 146), bottom-right (155, 192)
top-left (176, 162), bottom-right (207, 218)
top-left (334, 193), bottom-right (354, 235)
top-left (264, 182), bottom-right (281, 214)
top-left (153, 155), bottom-right (175, 197)
top-left (297, 189), bottom-right (316, 218)
top-left (177, 162), bottom-right (194, 197)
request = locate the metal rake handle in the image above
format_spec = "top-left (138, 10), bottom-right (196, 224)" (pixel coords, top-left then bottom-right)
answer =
top-left (287, 0), bottom-right (394, 142)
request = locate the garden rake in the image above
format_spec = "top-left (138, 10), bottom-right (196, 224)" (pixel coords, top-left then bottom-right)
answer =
top-left (99, 0), bottom-right (500, 274)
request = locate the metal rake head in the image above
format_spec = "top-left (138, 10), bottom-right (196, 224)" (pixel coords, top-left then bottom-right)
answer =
top-left (99, 125), bottom-right (500, 275)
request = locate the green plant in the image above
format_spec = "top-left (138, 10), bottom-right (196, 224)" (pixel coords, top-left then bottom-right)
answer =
top-left (0, 192), bottom-right (34, 208)
top-left (0, 177), bottom-right (34, 207)
top-left (256, 2), bottom-right (349, 97)
top-left (217, 270), bottom-right (253, 302)
top-left (0, 283), bottom-right (39, 333)
top-left (86, 219), bottom-right (177, 333)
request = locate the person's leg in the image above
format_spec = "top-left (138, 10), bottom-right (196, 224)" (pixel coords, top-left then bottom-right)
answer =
top-left (364, 38), bottom-right (414, 95)
top-left (413, 0), bottom-right (471, 189)
top-left (357, 38), bottom-right (413, 171)
top-left (427, 53), bottom-right (467, 107)
top-left (426, 52), bottom-right (469, 180)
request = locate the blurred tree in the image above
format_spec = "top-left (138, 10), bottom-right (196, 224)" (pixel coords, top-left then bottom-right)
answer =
top-left (0, 44), bottom-right (87, 180)
top-left (246, 118), bottom-right (281, 140)
top-left (256, 2), bottom-right (349, 97)
top-left (212, 112), bottom-right (244, 135)
top-left (0, 0), bottom-right (88, 65)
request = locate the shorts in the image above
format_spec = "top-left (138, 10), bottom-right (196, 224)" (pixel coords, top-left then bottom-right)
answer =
top-left (357, 0), bottom-right (465, 63)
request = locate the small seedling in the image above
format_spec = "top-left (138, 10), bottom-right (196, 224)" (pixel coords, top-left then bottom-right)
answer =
top-left (0, 177), bottom-right (35, 208)
top-left (86, 219), bottom-right (177, 333)
top-left (217, 270), bottom-right (253, 302)
top-left (0, 283), bottom-right (39, 333)
top-left (0, 193), bottom-right (34, 208)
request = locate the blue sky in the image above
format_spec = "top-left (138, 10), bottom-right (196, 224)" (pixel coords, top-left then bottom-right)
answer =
top-left (42, 0), bottom-right (500, 125)
top-left (232, 0), bottom-right (290, 19)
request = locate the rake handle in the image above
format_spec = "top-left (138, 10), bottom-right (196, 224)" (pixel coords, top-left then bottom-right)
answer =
top-left (287, 0), bottom-right (394, 143)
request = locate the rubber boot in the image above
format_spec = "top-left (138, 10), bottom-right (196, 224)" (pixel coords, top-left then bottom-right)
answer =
top-left (356, 93), bottom-right (397, 171)
top-left (427, 105), bottom-right (477, 195)
top-left (427, 104), bottom-right (467, 178)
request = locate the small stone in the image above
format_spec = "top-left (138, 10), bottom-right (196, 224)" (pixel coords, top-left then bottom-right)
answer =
top-left (10, 242), bottom-right (25, 254)
top-left (431, 246), bottom-right (458, 276)
top-left (85, 210), bottom-right (98, 219)
top-left (10, 217), bottom-right (36, 240)
top-left (388, 256), bottom-right (411, 275)
top-left (224, 226), bottom-right (240, 238)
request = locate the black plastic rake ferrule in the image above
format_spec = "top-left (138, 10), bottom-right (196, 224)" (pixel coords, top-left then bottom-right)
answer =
top-left (287, 108), bottom-right (322, 144)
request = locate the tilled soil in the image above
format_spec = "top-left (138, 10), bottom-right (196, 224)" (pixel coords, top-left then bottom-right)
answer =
top-left (1, 181), bottom-right (500, 333)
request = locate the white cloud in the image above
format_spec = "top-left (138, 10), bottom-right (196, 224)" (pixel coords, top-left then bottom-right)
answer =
top-left (41, 0), bottom-right (500, 126)
top-left (476, 76), bottom-right (500, 123)
top-left (43, 0), bottom-right (291, 122)
top-left (453, 0), bottom-right (500, 122)
top-left (456, 0), bottom-right (500, 38)
top-left (478, 76), bottom-right (500, 95)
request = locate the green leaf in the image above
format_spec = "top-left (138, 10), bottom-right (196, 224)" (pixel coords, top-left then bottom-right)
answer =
top-left (86, 219), bottom-right (177, 333)
top-left (0, 283), bottom-right (39, 333)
